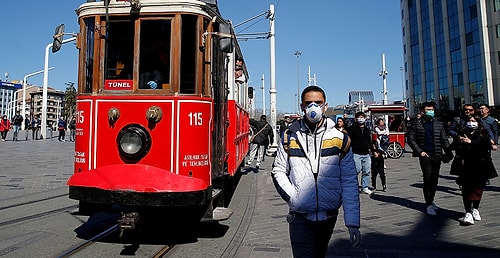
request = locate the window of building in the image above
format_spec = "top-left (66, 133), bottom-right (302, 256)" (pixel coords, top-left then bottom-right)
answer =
top-left (496, 24), bottom-right (500, 38)
top-left (496, 0), bottom-right (500, 12)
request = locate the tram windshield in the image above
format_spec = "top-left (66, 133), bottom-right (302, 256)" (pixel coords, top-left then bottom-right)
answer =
top-left (82, 14), bottom-right (202, 94)
top-left (105, 18), bottom-right (172, 89)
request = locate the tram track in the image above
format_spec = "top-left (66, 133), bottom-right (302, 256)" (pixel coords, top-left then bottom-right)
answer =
top-left (0, 204), bottom-right (77, 227)
top-left (0, 193), bottom-right (69, 211)
top-left (55, 223), bottom-right (175, 258)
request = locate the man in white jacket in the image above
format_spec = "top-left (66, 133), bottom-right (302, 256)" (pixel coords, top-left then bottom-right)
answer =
top-left (272, 86), bottom-right (361, 257)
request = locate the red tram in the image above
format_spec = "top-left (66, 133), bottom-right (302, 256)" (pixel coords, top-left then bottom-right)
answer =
top-left (65, 0), bottom-right (250, 224)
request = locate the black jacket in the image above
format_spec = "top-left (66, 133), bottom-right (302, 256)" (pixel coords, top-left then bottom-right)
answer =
top-left (346, 124), bottom-right (373, 155)
top-left (250, 119), bottom-right (274, 146)
top-left (407, 116), bottom-right (450, 159)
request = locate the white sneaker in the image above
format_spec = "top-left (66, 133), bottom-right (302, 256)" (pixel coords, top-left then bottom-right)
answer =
top-left (472, 208), bottom-right (481, 221)
top-left (362, 188), bottom-right (373, 195)
top-left (432, 201), bottom-right (439, 211)
top-left (426, 205), bottom-right (437, 216)
top-left (462, 212), bottom-right (474, 225)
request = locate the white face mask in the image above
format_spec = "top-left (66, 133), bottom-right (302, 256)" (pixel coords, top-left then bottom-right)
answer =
top-left (356, 117), bottom-right (366, 124)
top-left (466, 121), bottom-right (478, 130)
top-left (304, 103), bottom-right (324, 124)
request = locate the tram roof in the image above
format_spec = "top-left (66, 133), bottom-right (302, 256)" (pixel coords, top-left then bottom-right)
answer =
top-left (77, 0), bottom-right (222, 19)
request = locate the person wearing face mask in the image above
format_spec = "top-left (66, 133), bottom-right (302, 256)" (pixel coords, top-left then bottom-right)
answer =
top-left (272, 86), bottom-right (361, 257)
top-left (451, 115), bottom-right (497, 225)
top-left (0, 115), bottom-right (11, 141)
top-left (448, 104), bottom-right (494, 146)
top-left (346, 111), bottom-right (376, 195)
top-left (407, 101), bottom-right (451, 216)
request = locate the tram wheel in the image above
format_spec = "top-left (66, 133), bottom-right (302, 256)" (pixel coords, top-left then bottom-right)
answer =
top-left (386, 142), bottom-right (403, 159)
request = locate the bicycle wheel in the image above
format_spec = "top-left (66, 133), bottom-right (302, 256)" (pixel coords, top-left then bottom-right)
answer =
top-left (386, 142), bottom-right (403, 159)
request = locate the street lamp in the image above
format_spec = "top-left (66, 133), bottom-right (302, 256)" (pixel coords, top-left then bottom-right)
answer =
top-left (23, 68), bottom-right (54, 129)
top-left (41, 36), bottom-right (76, 139)
top-left (400, 66), bottom-right (405, 103)
top-left (294, 51), bottom-right (302, 114)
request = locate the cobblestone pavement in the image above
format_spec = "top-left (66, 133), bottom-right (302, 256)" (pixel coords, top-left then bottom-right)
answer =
top-left (231, 149), bottom-right (500, 258)
top-left (2, 132), bottom-right (500, 257)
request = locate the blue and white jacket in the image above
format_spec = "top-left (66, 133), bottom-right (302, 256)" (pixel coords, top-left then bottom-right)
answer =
top-left (271, 117), bottom-right (360, 227)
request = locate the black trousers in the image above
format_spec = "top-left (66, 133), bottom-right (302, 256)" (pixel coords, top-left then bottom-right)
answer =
top-left (418, 156), bottom-right (441, 206)
top-left (288, 211), bottom-right (337, 258)
top-left (371, 158), bottom-right (386, 188)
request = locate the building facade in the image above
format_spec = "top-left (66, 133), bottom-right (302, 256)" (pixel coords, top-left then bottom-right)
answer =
top-left (28, 88), bottom-right (65, 129)
top-left (0, 81), bottom-right (22, 117)
top-left (1, 82), bottom-right (65, 128)
top-left (401, 0), bottom-right (500, 115)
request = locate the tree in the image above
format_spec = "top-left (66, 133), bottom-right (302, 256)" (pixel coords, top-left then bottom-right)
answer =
top-left (64, 82), bottom-right (77, 117)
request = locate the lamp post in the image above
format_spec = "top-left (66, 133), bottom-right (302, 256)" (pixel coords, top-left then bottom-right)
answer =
top-left (41, 36), bottom-right (76, 139)
top-left (23, 68), bottom-right (53, 129)
top-left (379, 53), bottom-right (388, 105)
top-left (400, 66), bottom-right (405, 103)
top-left (294, 51), bottom-right (302, 114)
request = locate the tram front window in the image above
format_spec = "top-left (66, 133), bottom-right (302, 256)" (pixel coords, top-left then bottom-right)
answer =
top-left (139, 19), bottom-right (171, 89)
top-left (105, 20), bottom-right (134, 81)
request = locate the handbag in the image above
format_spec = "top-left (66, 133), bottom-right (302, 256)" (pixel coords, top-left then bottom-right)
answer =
top-left (485, 157), bottom-right (498, 179)
top-left (441, 151), bottom-right (454, 163)
top-left (450, 156), bottom-right (463, 176)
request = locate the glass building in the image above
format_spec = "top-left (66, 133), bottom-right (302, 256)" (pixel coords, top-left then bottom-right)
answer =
top-left (401, 0), bottom-right (500, 115)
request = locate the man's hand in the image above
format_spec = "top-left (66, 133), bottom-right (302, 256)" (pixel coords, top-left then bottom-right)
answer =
top-left (348, 227), bottom-right (361, 248)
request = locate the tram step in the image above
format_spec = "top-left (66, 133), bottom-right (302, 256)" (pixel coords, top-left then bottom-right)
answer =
top-left (212, 207), bottom-right (233, 221)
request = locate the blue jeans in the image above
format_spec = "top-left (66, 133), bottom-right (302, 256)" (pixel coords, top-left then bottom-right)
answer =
top-left (353, 153), bottom-right (371, 189)
top-left (287, 211), bottom-right (337, 258)
top-left (13, 125), bottom-right (21, 140)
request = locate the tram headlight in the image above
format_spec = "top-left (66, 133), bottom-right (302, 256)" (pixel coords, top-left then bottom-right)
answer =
top-left (117, 124), bottom-right (151, 161)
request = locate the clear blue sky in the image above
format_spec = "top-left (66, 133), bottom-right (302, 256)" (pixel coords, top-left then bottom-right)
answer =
top-left (0, 0), bottom-right (403, 114)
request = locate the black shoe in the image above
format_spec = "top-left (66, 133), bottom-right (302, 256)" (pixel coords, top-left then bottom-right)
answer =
top-left (382, 185), bottom-right (387, 191)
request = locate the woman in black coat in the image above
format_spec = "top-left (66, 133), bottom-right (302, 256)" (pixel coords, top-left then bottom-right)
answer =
top-left (452, 115), bottom-right (496, 225)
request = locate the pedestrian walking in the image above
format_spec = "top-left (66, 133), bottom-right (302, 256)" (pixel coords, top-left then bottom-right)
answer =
top-left (12, 111), bottom-right (23, 141)
top-left (24, 115), bottom-right (31, 140)
top-left (0, 115), bottom-right (11, 141)
top-left (69, 116), bottom-right (76, 142)
top-left (346, 111), bottom-right (376, 195)
top-left (57, 116), bottom-right (67, 142)
top-left (272, 86), bottom-right (361, 257)
top-left (371, 140), bottom-right (387, 191)
top-left (450, 115), bottom-right (497, 225)
top-left (407, 101), bottom-right (451, 216)
top-left (478, 104), bottom-right (498, 150)
top-left (335, 117), bottom-right (347, 133)
top-left (31, 115), bottom-right (41, 140)
top-left (247, 115), bottom-right (273, 169)
top-left (374, 117), bottom-right (389, 151)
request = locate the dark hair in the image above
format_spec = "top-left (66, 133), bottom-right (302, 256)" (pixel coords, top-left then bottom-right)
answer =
top-left (301, 85), bottom-right (326, 103)
top-left (420, 101), bottom-right (436, 111)
top-left (260, 115), bottom-right (267, 121)
top-left (355, 111), bottom-right (365, 118)
top-left (479, 103), bottom-right (490, 109)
